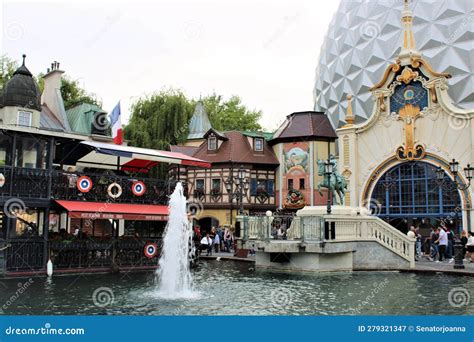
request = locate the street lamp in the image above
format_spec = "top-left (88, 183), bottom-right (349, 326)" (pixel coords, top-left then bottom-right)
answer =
top-left (324, 158), bottom-right (334, 214)
top-left (225, 165), bottom-right (249, 215)
top-left (436, 159), bottom-right (473, 269)
top-left (436, 159), bottom-right (474, 191)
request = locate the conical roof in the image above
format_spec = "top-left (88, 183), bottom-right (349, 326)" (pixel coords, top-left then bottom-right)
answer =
top-left (0, 55), bottom-right (41, 111)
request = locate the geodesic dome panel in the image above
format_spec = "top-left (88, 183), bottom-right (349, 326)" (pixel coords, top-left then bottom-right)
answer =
top-left (313, 0), bottom-right (474, 127)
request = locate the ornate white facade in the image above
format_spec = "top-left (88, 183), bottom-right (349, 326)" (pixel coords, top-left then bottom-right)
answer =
top-left (337, 1), bottom-right (474, 232)
top-left (314, 0), bottom-right (474, 127)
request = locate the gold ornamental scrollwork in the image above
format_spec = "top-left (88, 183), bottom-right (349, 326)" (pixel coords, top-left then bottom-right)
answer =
top-left (396, 67), bottom-right (419, 85)
top-left (395, 104), bottom-right (425, 161)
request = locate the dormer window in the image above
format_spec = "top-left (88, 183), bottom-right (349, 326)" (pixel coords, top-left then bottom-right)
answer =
top-left (17, 111), bottom-right (32, 127)
top-left (208, 136), bottom-right (217, 151)
top-left (254, 138), bottom-right (263, 151)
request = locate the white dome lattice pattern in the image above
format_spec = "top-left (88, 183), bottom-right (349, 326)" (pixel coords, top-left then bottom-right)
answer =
top-left (313, 0), bottom-right (474, 127)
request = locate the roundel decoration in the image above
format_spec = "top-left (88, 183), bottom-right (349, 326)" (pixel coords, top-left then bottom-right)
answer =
top-left (77, 176), bottom-right (93, 193)
top-left (0, 173), bottom-right (5, 188)
top-left (132, 181), bottom-right (146, 196)
top-left (144, 242), bottom-right (158, 259)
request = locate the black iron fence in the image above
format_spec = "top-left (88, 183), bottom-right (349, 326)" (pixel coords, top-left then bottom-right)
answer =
top-left (0, 166), bottom-right (186, 205)
top-left (4, 238), bottom-right (162, 272)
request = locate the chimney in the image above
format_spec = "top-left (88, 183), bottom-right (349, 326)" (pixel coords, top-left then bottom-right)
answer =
top-left (41, 61), bottom-right (70, 130)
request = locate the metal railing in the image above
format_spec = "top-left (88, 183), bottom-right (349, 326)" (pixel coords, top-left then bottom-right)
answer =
top-left (4, 238), bottom-right (162, 271)
top-left (0, 166), bottom-right (185, 205)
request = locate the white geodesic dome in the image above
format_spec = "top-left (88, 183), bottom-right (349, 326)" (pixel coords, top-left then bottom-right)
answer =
top-left (313, 0), bottom-right (474, 127)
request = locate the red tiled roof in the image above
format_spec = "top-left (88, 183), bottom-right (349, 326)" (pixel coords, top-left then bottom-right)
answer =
top-left (192, 130), bottom-right (279, 166)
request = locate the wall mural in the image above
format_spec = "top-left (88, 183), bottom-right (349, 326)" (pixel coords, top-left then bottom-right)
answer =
top-left (283, 144), bottom-right (309, 209)
top-left (285, 147), bottom-right (308, 172)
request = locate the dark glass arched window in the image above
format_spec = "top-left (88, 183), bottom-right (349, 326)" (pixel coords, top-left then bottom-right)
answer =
top-left (371, 162), bottom-right (461, 219)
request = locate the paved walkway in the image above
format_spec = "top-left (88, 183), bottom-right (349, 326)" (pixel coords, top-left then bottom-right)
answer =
top-left (200, 252), bottom-right (474, 276)
top-left (199, 251), bottom-right (255, 263)
top-left (407, 256), bottom-right (474, 276)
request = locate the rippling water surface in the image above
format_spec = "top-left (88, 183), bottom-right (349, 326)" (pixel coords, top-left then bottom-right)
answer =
top-left (1, 261), bottom-right (473, 315)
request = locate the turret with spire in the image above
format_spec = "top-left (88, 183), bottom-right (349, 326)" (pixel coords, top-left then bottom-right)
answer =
top-left (184, 100), bottom-right (213, 147)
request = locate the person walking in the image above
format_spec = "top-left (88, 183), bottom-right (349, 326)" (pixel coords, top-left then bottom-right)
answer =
top-left (466, 231), bottom-right (474, 262)
top-left (461, 230), bottom-right (468, 261)
top-left (206, 234), bottom-right (213, 256)
top-left (445, 226), bottom-right (455, 262)
top-left (213, 231), bottom-right (220, 253)
top-left (224, 228), bottom-right (232, 252)
top-left (435, 227), bottom-right (448, 262)
top-left (429, 227), bottom-right (438, 261)
top-left (414, 226), bottom-right (422, 259)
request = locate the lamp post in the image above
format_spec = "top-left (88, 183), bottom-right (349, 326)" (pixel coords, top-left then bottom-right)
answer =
top-left (436, 160), bottom-right (473, 230)
top-left (324, 158), bottom-right (335, 214)
top-left (436, 160), bottom-right (473, 269)
top-left (225, 165), bottom-right (249, 216)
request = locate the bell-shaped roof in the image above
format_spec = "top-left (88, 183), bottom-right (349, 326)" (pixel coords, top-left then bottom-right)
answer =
top-left (187, 101), bottom-right (212, 140)
top-left (0, 55), bottom-right (41, 111)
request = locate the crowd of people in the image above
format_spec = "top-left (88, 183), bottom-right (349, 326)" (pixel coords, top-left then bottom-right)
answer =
top-left (193, 225), bottom-right (234, 256)
top-left (407, 224), bottom-right (474, 263)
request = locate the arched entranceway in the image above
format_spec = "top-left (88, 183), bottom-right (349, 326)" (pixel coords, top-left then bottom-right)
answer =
top-left (196, 217), bottom-right (219, 235)
top-left (370, 161), bottom-right (462, 235)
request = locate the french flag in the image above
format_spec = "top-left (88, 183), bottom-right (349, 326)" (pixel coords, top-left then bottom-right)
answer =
top-left (110, 102), bottom-right (123, 145)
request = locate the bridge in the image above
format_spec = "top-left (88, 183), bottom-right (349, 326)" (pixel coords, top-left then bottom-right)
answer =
top-left (239, 206), bottom-right (415, 272)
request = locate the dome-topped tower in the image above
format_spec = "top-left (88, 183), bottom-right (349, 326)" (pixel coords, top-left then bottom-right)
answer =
top-left (1, 55), bottom-right (41, 111)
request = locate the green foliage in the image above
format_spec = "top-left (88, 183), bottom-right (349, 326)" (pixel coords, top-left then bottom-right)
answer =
top-left (0, 55), bottom-right (18, 89)
top-left (201, 93), bottom-right (262, 131)
top-left (61, 76), bottom-right (101, 109)
top-left (124, 88), bottom-right (194, 177)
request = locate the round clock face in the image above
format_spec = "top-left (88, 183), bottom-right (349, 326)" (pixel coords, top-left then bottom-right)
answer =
top-left (390, 81), bottom-right (428, 114)
top-left (403, 88), bottom-right (415, 100)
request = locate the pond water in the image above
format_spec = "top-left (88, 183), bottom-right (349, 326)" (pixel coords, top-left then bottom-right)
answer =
top-left (0, 261), bottom-right (473, 315)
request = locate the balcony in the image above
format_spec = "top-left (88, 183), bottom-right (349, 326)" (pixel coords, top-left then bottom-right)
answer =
top-left (0, 166), bottom-right (186, 205)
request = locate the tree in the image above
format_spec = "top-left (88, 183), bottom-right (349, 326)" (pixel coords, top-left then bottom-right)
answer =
top-left (60, 76), bottom-right (101, 109)
top-left (124, 88), bottom-right (194, 177)
top-left (201, 93), bottom-right (262, 131)
top-left (0, 55), bottom-right (18, 89)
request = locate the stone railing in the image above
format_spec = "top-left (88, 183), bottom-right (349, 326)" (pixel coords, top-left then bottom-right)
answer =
top-left (241, 206), bottom-right (415, 266)
top-left (324, 216), bottom-right (415, 264)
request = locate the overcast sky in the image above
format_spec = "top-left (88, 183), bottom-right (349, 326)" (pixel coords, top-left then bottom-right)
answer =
top-left (1, 0), bottom-right (341, 131)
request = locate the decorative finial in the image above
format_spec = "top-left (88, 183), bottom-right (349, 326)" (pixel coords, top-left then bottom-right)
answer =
top-left (345, 94), bottom-right (354, 125)
top-left (400, 0), bottom-right (416, 52)
top-left (22, 54), bottom-right (26, 66)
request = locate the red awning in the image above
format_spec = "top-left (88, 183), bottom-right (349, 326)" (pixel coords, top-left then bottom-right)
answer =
top-left (56, 200), bottom-right (168, 221)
